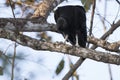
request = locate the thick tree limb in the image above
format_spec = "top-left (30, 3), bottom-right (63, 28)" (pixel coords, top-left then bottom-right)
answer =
top-left (1, 18), bottom-right (120, 34)
top-left (0, 18), bottom-right (120, 52)
top-left (0, 28), bottom-right (120, 65)
top-left (0, 18), bottom-right (57, 32)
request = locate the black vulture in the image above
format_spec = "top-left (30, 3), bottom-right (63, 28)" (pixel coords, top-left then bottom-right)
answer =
top-left (54, 5), bottom-right (87, 48)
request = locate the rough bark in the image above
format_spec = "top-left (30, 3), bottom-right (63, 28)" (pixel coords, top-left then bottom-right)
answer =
top-left (0, 28), bottom-right (120, 65)
top-left (0, 18), bottom-right (120, 52)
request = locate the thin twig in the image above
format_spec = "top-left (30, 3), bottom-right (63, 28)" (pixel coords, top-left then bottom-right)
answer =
top-left (96, 12), bottom-right (111, 25)
top-left (103, 0), bottom-right (107, 32)
top-left (91, 19), bottom-right (120, 49)
top-left (62, 58), bottom-right (85, 80)
top-left (11, 43), bottom-right (17, 80)
top-left (89, 0), bottom-right (96, 35)
top-left (3, 43), bottom-right (15, 64)
top-left (8, 0), bottom-right (17, 80)
top-left (103, 1), bottom-right (113, 79)
top-left (114, 5), bottom-right (120, 22)
top-left (108, 51), bottom-right (113, 80)
top-left (87, 0), bottom-right (96, 47)
top-left (108, 64), bottom-right (113, 80)
top-left (8, 0), bottom-right (16, 18)
top-left (116, 0), bottom-right (120, 5)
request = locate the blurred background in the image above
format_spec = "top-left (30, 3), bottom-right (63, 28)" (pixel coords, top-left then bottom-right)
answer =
top-left (0, 0), bottom-right (120, 80)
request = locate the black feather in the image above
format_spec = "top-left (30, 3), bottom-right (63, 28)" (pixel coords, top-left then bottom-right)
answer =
top-left (54, 6), bottom-right (87, 48)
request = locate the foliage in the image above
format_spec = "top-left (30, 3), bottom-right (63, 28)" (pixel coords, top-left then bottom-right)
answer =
top-left (0, 66), bottom-right (3, 75)
top-left (81, 0), bottom-right (94, 11)
top-left (55, 58), bottom-right (65, 75)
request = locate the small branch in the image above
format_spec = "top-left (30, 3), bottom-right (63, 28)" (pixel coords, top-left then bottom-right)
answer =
top-left (11, 43), bottom-right (16, 80)
top-left (62, 58), bottom-right (85, 80)
top-left (9, 0), bottom-right (17, 80)
top-left (87, 0), bottom-right (96, 47)
top-left (88, 36), bottom-right (120, 52)
top-left (0, 28), bottom-right (120, 65)
top-left (8, 0), bottom-right (16, 18)
top-left (91, 19), bottom-right (120, 49)
top-left (116, 0), bottom-right (120, 5)
top-left (108, 64), bottom-right (113, 80)
top-left (103, 0), bottom-right (107, 32)
top-left (89, 0), bottom-right (96, 36)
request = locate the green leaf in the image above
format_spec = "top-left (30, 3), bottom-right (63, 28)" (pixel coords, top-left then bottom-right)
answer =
top-left (55, 58), bottom-right (65, 75)
top-left (0, 66), bottom-right (3, 75)
top-left (81, 0), bottom-right (94, 11)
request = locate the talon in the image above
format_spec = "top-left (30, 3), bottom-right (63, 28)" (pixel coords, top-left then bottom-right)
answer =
top-left (75, 34), bottom-right (79, 47)
top-left (64, 35), bottom-right (68, 44)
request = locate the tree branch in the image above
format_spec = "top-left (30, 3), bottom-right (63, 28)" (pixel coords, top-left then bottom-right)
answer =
top-left (0, 18), bottom-right (57, 32)
top-left (0, 28), bottom-right (120, 65)
top-left (1, 18), bottom-right (120, 52)
top-left (116, 0), bottom-right (120, 5)
top-left (88, 0), bottom-right (96, 39)
top-left (88, 36), bottom-right (120, 52)
top-left (91, 19), bottom-right (120, 49)
top-left (62, 58), bottom-right (85, 80)
top-left (31, 0), bottom-right (64, 19)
